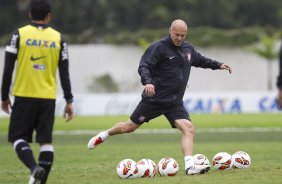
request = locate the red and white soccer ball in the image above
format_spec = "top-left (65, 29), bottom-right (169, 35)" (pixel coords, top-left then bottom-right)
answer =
top-left (137, 158), bottom-right (157, 178)
top-left (116, 159), bottom-right (138, 179)
top-left (158, 157), bottom-right (179, 176)
top-left (212, 152), bottom-right (233, 170)
top-left (193, 154), bottom-right (210, 165)
top-left (232, 151), bottom-right (251, 169)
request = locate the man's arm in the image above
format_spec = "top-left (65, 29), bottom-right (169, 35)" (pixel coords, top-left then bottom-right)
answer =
top-left (58, 35), bottom-right (73, 103)
top-left (1, 52), bottom-right (17, 101)
top-left (138, 46), bottom-right (154, 85)
top-left (1, 31), bottom-right (19, 101)
top-left (138, 43), bottom-right (160, 85)
top-left (138, 44), bottom-right (162, 96)
top-left (191, 48), bottom-right (231, 73)
top-left (192, 51), bottom-right (222, 69)
top-left (1, 31), bottom-right (19, 114)
top-left (58, 35), bottom-right (73, 121)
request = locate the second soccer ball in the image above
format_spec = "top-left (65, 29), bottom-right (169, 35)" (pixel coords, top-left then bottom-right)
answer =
top-left (136, 158), bottom-right (157, 178)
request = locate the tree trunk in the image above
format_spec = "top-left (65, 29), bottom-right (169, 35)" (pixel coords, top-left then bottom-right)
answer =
top-left (267, 60), bottom-right (273, 90)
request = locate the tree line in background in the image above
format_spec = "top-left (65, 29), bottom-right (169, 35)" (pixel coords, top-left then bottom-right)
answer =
top-left (0, 0), bottom-right (282, 46)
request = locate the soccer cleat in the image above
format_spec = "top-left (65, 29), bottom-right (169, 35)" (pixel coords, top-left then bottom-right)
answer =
top-left (87, 135), bottom-right (103, 149)
top-left (185, 165), bottom-right (210, 175)
top-left (28, 166), bottom-right (45, 184)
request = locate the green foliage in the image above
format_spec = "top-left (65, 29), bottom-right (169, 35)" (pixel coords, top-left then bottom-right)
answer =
top-left (188, 27), bottom-right (261, 47)
top-left (249, 31), bottom-right (280, 90)
top-left (0, 26), bottom-right (265, 47)
top-left (250, 32), bottom-right (280, 61)
top-left (1, 0), bottom-right (282, 46)
top-left (137, 38), bottom-right (151, 50)
top-left (61, 26), bottom-right (261, 47)
top-left (88, 73), bottom-right (119, 93)
top-left (0, 34), bottom-right (10, 47)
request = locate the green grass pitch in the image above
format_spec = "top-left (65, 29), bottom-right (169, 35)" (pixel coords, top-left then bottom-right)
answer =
top-left (0, 113), bottom-right (282, 184)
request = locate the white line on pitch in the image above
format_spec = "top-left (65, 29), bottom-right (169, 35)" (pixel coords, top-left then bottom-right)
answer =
top-left (53, 127), bottom-right (282, 135)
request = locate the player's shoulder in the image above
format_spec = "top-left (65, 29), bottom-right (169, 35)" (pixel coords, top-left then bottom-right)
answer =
top-left (150, 39), bottom-right (162, 47)
top-left (150, 37), bottom-right (170, 51)
top-left (18, 24), bottom-right (32, 32)
top-left (146, 40), bottom-right (162, 52)
top-left (46, 26), bottom-right (61, 35)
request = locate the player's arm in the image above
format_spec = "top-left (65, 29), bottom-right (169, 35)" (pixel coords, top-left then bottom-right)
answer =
top-left (191, 49), bottom-right (222, 69)
top-left (138, 45), bottom-right (154, 85)
top-left (191, 48), bottom-right (231, 73)
top-left (138, 44), bottom-right (160, 96)
top-left (58, 35), bottom-right (73, 121)
top-left (1, 31), bottom-right (19, 114)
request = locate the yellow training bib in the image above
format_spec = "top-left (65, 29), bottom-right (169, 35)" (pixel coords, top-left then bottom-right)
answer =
top-left (13, 25), bottom-right (61, 99)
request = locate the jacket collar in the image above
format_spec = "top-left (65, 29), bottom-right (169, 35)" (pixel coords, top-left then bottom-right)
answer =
top-left (30, 22), bottom-right (48, 29)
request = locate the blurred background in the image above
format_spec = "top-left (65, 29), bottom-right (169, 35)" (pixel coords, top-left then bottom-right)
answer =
top-left (1, 2), bottom-right (282, 183)
top-left (0, 0), bottom-right (281, 115)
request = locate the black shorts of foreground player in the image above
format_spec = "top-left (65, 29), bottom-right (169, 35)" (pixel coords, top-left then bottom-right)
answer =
top-left (1, 0), bottom-right (74, 184)
top-left (87, 19), bottom-right (232, 175)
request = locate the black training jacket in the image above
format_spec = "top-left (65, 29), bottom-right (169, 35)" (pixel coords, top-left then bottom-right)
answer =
top-left (138, 35), bottom-right (222, 104)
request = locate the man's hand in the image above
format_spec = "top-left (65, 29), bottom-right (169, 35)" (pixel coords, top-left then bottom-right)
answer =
top-left (1, 99), bottom-right (11, 114)
top-left (278, 89), bottom-right (282, 110)
top-left (64, 103), bottom-right (73, 122)
top-left (145, 84), bottom-right (155, 97)
top-left (220, 64), bottom-right (232, 74)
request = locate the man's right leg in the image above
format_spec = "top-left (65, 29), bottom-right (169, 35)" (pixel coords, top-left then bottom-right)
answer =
top-left (87, 119), bottom-right (140, 149)
top-left (13, 139), bottom-right (45, 184)
top-left (13, 139), bottom-right (37, 172)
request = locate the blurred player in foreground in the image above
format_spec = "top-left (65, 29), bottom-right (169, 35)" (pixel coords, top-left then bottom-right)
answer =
top-left (277, 41), bottom-right (282, 109)
top-left (87, 19), bottom-right (232, 175)
top-left (1, 0), bottom-right (73, 183)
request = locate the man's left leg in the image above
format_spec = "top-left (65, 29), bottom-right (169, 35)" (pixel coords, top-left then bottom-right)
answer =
top-left (38, 144), bottom-right (54, 184)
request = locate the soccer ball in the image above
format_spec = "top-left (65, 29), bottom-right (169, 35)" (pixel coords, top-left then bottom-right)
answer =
top-left (232, 151), bottom-right (251, 169)
top-left (193, 154), bottom-right (210, 165)
top-left (158, 157), bottom-right (179, 176)
top-left (137, 158), bottom-right (157, 178)
top-left (212, 152), bottom-right (233, 170)
top-left (116, 159), bottom-right (138, 179)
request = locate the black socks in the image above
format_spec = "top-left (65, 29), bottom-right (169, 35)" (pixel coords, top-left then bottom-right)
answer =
top-left (38, 151), bottom-right (53, 184)
top-left (13, 140), bottom-right (54, 184)
top-left (14, 140), bottom-right (37, 173)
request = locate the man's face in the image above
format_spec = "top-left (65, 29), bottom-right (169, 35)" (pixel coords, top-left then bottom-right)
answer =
top-left (169, 26), bottom-right (187, 47)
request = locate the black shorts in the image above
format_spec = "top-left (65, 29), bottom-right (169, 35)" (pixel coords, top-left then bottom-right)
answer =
top-left (130, 100), bottom-right (191, 128)
top-left (8, 97), bottom-right (55, 143)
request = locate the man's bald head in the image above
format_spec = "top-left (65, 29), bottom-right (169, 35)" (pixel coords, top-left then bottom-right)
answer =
top-left (170, 19), bottom-right (187, 31)
top-left (169, 19), bottom-right (188, 47)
